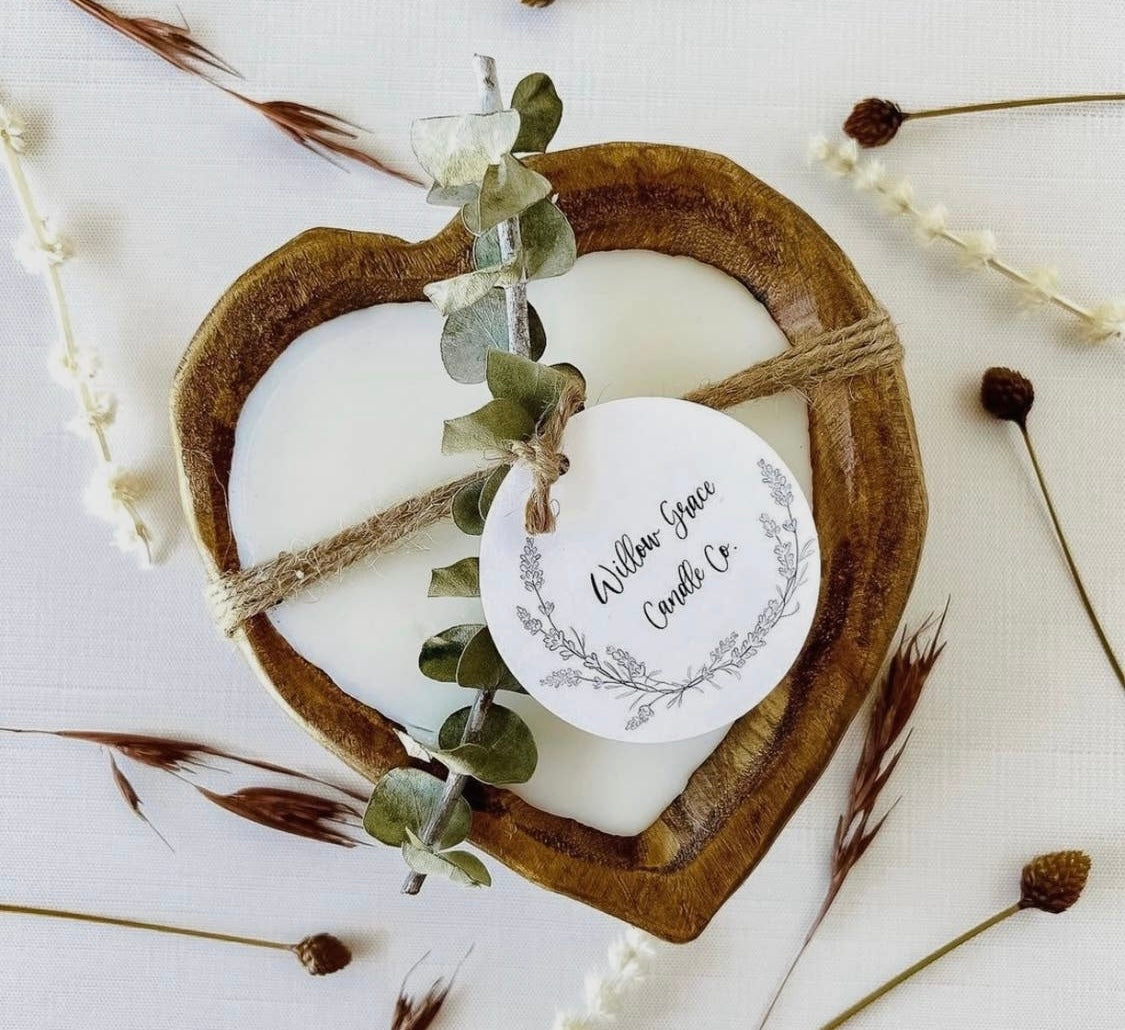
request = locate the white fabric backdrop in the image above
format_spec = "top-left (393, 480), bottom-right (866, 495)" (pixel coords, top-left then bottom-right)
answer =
top-left (1, 1), bottom-right (1123, 1028)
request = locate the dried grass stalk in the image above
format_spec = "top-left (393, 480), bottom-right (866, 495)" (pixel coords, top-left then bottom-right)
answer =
top-left (390, 951), bottom-right (467, 1030)
top-left (194, 786), bottom-right (363, 848)
top-left (64, 0), bottom-right (418, 182)
top-left (757, 607), bottom-right (948, 1028)
top-left (2, 726), bottom-right (366, 847)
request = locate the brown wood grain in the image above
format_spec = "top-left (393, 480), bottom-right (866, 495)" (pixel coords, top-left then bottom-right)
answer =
top-left (171, 143), bottom-right (926, 941)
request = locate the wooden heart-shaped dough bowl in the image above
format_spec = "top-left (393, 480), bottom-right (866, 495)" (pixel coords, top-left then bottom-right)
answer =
top-left (172, 143), bottom-right (926, 942)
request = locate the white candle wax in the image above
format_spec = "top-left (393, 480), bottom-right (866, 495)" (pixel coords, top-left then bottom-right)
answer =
top-left (228, 250), bottom-right (812, 835)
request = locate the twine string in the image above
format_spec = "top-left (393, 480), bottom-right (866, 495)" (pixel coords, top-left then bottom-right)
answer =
top-left (208, 310), bottom-right (899, 635)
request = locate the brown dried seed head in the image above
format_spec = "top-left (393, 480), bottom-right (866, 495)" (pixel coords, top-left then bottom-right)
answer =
top-left (844, 98), bottom-right (905, 148)
top-left (521, 0), bottom-right (557, 6)
top-left (981, 366), bottom-right (1035, 427)
top-left (1019, 850), bottom-right (1091, 913)
top-left (293, 934), bottom-right (352, 976)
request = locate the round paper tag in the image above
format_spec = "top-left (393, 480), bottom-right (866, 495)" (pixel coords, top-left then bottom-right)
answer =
top-left (479, 397), bottom-right (819, 744)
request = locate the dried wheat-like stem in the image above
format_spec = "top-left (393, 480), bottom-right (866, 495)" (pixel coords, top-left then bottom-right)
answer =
top-left (1, 726), bottom-right (367, 846)
top-left (63, 0), bottom-right (418, 182)
top-left (64, 0), bottom-right (238, 77)
top-left (390, 949), bottom-right (469, 1030)
top-left (757, 609), bottom-right (947, 1029)
top-left (810, 135), bottom-right (1125, 342)
top-left (0, 102), bottom-right (152, 562)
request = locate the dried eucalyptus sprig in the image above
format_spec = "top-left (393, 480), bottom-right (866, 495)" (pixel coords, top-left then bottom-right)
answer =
top-left (363, 55), bottom-right (578, 897)
top-left (845, 93), bottom-right (1125, 148)
top-left (820, 850), bottom-right (1091, 1028)
top-left (981, 368), bottom-right (1124, 691)
top-left (811, 136), bottom-right (1125, 342)
top-left (63, 0), bottom-right (416, 182)
top-left (758, 610), bottom-right (947, 1029)
top-left (2, 726), bottom-right (367, 846)
top-left (0, 904), bottom-right (351, 976)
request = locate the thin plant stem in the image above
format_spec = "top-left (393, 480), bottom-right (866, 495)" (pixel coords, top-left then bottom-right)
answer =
top-left (819, 904), bottom-right (1022, 1029)
top-left (1020, 426), bottom-right (1125, 690)
top-left (0, 128), bottom-right (151, 561)
top-left (401, 689), bottom-right (494, 895)
top-left (402, 51), bottom-right (528, 896)
top-left (0, 903), bottom-right (292, 952)
top-left (909, 93), bottom-right (1125, 121)
top-left (756, 933), bottom-right (813, 1029)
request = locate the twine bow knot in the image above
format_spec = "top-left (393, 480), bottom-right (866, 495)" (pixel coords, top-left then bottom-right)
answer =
top-left (507, 377), bottom-right (585, 535)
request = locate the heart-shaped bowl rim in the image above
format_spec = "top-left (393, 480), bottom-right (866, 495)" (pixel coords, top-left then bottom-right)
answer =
top-left (172, 142), bottom-right (926, 941)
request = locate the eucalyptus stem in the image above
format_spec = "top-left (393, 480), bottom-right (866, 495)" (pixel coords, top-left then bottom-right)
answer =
top-left (0, 903), bottom-right (293, 952)
top-left (474, 53), bottom-right (530, 358)
top-left (819, 904), bottom-right (1022, 1029)
top-left (1020, 425), bottom-right (1125, 690)
top-left (909, 92), bottom-right (1125, 121)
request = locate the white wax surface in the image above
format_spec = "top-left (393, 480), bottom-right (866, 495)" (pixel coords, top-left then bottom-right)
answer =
top-left (228, 250), bottom-right (812, 835)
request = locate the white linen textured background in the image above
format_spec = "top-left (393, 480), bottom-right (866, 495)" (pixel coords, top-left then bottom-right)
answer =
top-left (1, 2), bottom-right (1123, 1028)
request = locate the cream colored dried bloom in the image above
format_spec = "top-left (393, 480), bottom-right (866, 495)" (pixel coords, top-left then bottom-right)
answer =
top-left (880, 177), bottom-right (915, 216)
top-left (67, 392), bottom-right (117, 438)
top-left (913, 204), bottom-right (949, 244)
top-left (1019, 265), bottom-right (1061, 309)
top-left (806, 134), bottom-right (833, 165)
top-left (0, 105), bottom-right (26, 153)
top-left (1082, 298), bottom-right (1125, 342)
top-left (957, 229), bottom-right (998, 268)
top-left (83, 463), bottom-right (141, 522)
top-left (48, 340), bottom-right (101, 389)
top-left (852, 157), bottom-right (887, 192)
top-left (14, 221), bottom-right (72, 273)
top-left (823, 138), bottom-right (859, 177)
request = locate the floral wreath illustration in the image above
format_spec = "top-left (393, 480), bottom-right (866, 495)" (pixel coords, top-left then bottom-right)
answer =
top-left (515, 459), bottom-right (817, 732)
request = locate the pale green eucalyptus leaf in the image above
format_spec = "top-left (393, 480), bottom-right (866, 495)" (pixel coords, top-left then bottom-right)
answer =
top-left (434, 704), bottom-right (538, 784)
top-left (440, 292), bottom-right (546, 384)
top-left (455, 626), bottom-right (518, 691)
top-left (442, 398), bottom-right (535, 454)
top-left (473, 199), bottom-right (576, 281)
top-left (462, 154), bottom-right (552, 236)
top-left (424, 264), bottom-right (519, 317)
top-left (401, 829), bottom-right (491, 888)
top-left (485, 351), bottom-right (582, 422)
top-left (451, 479), bottom-right (487, 535)
top-left (478, 464), bottom-right (510, 520)
top-left (419, 623), bottom-right (483, 682)
top-left (410, 111), bottom-right (519, 186)
top-left (511, 74), bottom-right (563, 153)
top-left (427, 182), bottom-right (480, 208)
top-left (428, 557), bottom-right (480, 598)
top-left (363, 768), bottom-right (470, 849)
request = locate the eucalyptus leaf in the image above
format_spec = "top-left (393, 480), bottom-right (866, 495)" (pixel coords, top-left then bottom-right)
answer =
top-left (434, 704), bottom-right (538, 784)
top-left (363, 768), bottom-right (471, 849)
top-left (473, 199), bottom-right (576, 281)
top-left (485, 350), bottom-right (577, 422)
top-left (451, 479), bottom-right (487, 535)
top-left (427, 182), bottom-right (480, 208)
top-left (428, 557), bottom-right (480, 598)
top-left (462, 154), bottom-right (552, 236)
top-left (440, 291), bottom-right (546, 384)
top-left (410, 111), bottom-right (519, 186)
top-left (402, 829), bottom-right (492, 888)
top-left (455, 626), bottom-right (521, 691)
top-left (419, 623), bottom-right (483, 682)
top-left (511, 73), bottom-right (563, 153)
top-left (394, 729), bottom-right (433, 763)
top-left (478, 464), bottom-right (510, 520)
top-left (424, 263), bottom-right (520, 316)
top-left (442, 398), bottom-right (535, 454)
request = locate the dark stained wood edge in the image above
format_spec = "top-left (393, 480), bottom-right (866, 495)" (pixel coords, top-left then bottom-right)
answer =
top-left (171, 143), bottom-right (926, 941)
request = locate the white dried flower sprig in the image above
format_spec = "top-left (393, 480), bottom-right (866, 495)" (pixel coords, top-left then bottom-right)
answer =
top-left (810, 136), bottom-right (1125, 343)
top-left (0, 101), bottom-right (152, 563)
top-left (551, 928), bottom-right (657, 1029)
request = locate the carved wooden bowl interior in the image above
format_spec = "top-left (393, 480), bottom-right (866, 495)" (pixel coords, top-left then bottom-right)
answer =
top-left (171, 142), bottom-right (927, 942)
